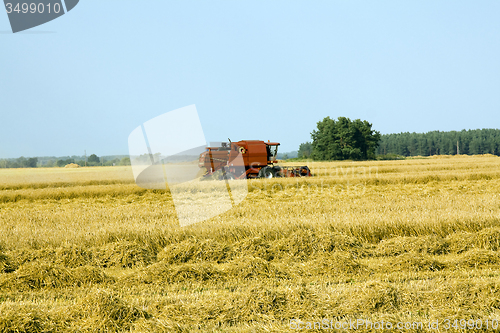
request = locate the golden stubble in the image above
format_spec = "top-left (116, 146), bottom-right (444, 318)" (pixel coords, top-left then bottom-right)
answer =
top-left (0, 156), bottom-right (499, 332)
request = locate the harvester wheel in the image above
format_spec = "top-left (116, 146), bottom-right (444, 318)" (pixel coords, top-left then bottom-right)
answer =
top-left (259, 166), bottom-right (281, 178)
top-left (258, 166), bottom-right (271, 178)
top-left (272, 165), bottom-right (283, 177)
top-left (299, 166), bottom-right (310, 177)
top-left (264, 167), bottom-right (274, 179)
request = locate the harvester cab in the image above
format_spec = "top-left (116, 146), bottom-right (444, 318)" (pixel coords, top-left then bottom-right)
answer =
top-left (266, 143), bottom-right (279, 163)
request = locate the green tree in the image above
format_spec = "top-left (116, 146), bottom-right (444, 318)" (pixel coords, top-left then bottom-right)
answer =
top-left (298, 142), bottom-right (313, 158)
top-left (119, 157), bottom-right (131, 166)
top-left (17, 156), bottom-right (27, 167)
top-left (88, 154), bottom-right (100, 163)
top-left (57, 159), bottom-right (71, 167)
top-left (27, 157), bottom-right (38, 168)
top-left (105, 158), bottom-right (121, 166)
top-left (310, 117), bottom-right (380, 160)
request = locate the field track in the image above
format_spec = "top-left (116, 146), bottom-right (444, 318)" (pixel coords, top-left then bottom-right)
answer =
top-left (1, 156), bottom-right (500, 332)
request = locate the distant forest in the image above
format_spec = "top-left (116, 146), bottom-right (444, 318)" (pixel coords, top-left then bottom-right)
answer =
top-left (0, 155), bottom-right (130, 168)
top-left (377, 129), bottom-right (500, 156)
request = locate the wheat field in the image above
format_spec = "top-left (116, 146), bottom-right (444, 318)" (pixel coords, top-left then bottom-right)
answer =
top-left (0, 156), bottom-right (500, 332)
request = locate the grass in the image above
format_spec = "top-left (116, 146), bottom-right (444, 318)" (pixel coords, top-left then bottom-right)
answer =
top-left (0, 156), bottom-right (500, 332)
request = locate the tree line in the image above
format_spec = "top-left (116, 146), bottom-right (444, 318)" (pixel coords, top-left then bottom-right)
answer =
top-left (377, 129), bottom-right (500, 156)
top-left (0, 156), bottom-right (38, 168)
top-left (0, 155), bottom-right (131, 168)
top-left (298, 117), bottom-right (500, 160)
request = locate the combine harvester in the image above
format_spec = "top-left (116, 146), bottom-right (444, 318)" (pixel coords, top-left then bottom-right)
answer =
top-left (199, 140), bottom-right (312, 180)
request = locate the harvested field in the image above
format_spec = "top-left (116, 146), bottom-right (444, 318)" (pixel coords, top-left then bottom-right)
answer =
top-left (0, 156), bottom-right (500, 332)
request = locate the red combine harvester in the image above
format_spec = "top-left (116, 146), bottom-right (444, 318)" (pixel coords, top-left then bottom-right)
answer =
top-left (198, 140), bottom-right (312, 179)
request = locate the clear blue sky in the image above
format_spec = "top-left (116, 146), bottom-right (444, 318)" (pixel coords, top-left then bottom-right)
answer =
top-left (1, 1), bottom-right (499, 158)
